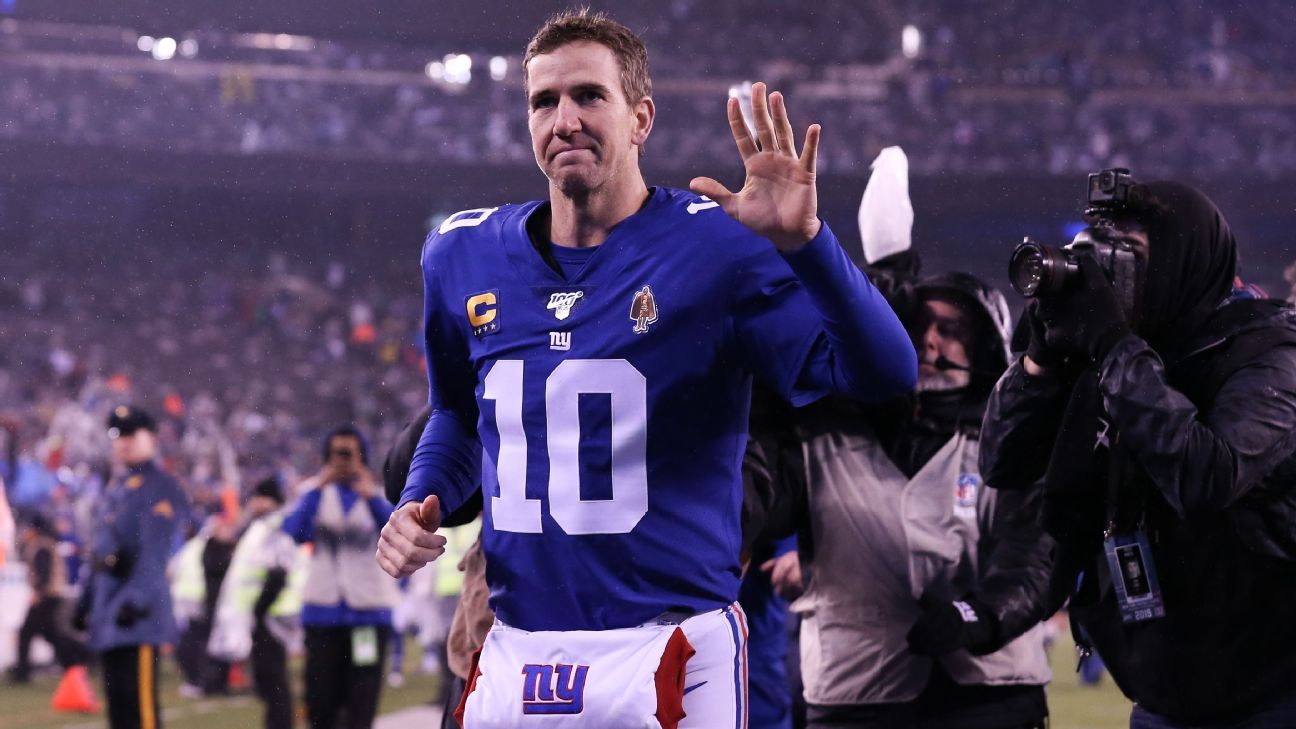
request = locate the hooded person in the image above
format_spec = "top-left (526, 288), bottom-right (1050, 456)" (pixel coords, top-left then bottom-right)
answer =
top-left (770, 147), bottom-right (1054, 729)
top-left (981, 179), bottom-right (1296, 726)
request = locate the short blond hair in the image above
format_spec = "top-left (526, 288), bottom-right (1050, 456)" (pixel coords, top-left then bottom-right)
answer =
top-left (523, 7), bottom-right (652, 106)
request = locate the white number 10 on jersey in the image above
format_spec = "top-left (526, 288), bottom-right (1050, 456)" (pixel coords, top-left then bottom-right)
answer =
top-left (483, 359), bottom-right (648, 535)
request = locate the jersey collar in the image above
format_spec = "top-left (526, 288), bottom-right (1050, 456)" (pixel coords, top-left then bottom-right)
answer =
top-left (505, 187), bottom-right (669, 286)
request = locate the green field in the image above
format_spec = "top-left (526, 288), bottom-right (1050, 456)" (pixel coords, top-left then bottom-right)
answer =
top-left (0, 647), bottom-right (442, 729)
top-left (1, 631), bottom-right (1131, 728)
top-left (1044, 629), bottom-right (1133, 729)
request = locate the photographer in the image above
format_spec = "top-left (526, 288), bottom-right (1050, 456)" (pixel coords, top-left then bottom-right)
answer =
top-left (284, 425), bottom-right (398, 729)
top-left (984, 174), bottom-right (1296, 726)
top-left (782, 148), bottom-right (1053, 729)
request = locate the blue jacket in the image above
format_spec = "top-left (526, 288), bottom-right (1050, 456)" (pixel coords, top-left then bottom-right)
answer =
top-left (86, 461), bottom-right (188, 651)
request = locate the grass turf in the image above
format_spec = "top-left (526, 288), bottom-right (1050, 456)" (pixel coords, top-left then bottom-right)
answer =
top-left (0, 646), bottom-right (442, 729)
top-left (1, 629), bottom-right (1131, 728)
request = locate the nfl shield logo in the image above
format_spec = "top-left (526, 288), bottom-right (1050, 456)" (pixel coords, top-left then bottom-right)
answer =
top-left (955, 473), bottom-right (979, 513)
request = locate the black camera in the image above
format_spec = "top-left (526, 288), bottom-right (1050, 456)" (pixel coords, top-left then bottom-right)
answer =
top-left (1008, 233), bottom-right (1140, 309)
top-left (1086, 167), bottom-right (1143, 215)
top-left (1007, 168), bottom-right (1146, 320)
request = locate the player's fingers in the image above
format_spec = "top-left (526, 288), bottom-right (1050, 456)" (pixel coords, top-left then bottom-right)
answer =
top-left (399, 547), bottom-right (444, 577)
top-left (770, 92), bottom-right (797, 158)
top-left (688, 177), bottom-right (735, 208)
top-left (375, 544), bottom-right (403, 578)
top-left (386, 522), bottom-right (446, 558)
top-left (417, 495), bottom-right (442, 531)
top-left (800, 124), bottom-right (821, 174)
top-left (749, 82), bottom-right (778, 152)
top-left (726, 97), bottom-right (758, 160)
top-left (759, 558), bottom-right (777, 574)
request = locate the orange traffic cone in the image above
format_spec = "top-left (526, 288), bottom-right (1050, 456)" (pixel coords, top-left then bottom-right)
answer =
top-left (229, 661), bottom-right (249, 691)
top-left (51, 665), bottom-right (101, 713)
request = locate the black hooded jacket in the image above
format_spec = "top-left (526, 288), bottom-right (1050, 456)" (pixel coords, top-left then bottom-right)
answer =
top-left (980, 182), bottom-right (1296, 722)
top-left (772, 252), bottom-right (1056, 661)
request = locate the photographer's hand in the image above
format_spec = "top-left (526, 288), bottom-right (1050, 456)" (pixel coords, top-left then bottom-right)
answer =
top-left (1040, 256), bottom-right (1131, 364)
top-left (1020, 301), bottom-right (1065, 374)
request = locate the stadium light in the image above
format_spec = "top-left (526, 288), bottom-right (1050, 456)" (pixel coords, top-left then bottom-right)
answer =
top-left (444, 53), bottom-right (472, 85)
top-left (489, 56), bottom-right (508, 81)
top-left (179, 38), bottom-right (198, 58)
top-left (425, 61), bottom-right (445, 80)
top-left (902, 24), bottom-right (922, 59)
top-left (152, 36), bottom-right (177, 61)
top-left (137, 35), bottom-right (155, 53)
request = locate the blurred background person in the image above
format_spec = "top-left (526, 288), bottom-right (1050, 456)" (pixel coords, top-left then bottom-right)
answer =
top-left (81, 406), bottom-right (189, 729)
top-left (284, 425), bottom-right (396, 729)
top-left (9, 512), bottom-right (100, 712)
top-left (209, 477), bottom-right (305, 729)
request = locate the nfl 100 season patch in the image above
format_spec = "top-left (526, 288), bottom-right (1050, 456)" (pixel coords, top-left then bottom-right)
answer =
top-left (547, 291), bottom-right (584, 321)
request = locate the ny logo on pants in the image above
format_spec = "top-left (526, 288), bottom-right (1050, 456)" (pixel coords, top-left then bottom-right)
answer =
top-left (521, 663), bottom-right (589, 714)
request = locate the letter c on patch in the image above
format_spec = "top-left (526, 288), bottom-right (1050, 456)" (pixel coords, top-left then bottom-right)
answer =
top-left (467, 292), bottom-right (498, 328)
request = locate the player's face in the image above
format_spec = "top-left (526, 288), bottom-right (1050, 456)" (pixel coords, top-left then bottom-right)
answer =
top-left (526, 41), bottom-right (652, 198)
top-left (912, 298), bottom-right (973, 392)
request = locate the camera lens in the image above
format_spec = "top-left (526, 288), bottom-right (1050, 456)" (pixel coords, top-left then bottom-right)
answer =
top-left (1009, 241), bottom-right (1048, 297)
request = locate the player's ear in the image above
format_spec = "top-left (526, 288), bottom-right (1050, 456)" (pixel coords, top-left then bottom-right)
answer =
top-left (631, 96), bottom-right (654, 148)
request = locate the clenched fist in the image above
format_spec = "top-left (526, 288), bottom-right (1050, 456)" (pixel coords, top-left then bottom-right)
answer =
top-left (376, 495), bottom-right (447, 578)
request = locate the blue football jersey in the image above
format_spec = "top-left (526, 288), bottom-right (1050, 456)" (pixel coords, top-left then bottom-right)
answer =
top-left (409, 186), bottom-right (910, 631)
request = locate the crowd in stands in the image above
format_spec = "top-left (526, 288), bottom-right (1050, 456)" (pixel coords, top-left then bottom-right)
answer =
top-left (0, 230), bottom-right (428, 526)
top-left (5, 1), bottom-right (1296, 178)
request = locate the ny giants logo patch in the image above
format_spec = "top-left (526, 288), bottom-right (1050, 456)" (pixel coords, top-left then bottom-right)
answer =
top-left (520, 663), bottom-right (588, 715)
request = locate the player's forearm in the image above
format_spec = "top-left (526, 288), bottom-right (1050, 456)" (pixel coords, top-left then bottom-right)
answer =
top-left (400, 408), bottom-right (481, 513)
top-left (782, 222), bottom-right (917, 401)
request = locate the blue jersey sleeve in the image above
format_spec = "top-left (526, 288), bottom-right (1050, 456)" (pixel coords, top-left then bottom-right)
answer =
top-left (400, 232), bottom-right (482, 513)
top-left (282, 489), bottom-right (322, 544)
top-left (732, 221), bottom-right (916, 406)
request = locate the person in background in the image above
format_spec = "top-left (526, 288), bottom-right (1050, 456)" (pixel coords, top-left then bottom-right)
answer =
top-left (81, 406), bottom-right (189, 729)
top-left (284, 425), bottom-right (396, 729)
top-left (781, 149), bottom-right (1052, 728)
top-left (9, 512), bottom-right (100, 711)
top-left (209, 477), bottom-right (303, 729)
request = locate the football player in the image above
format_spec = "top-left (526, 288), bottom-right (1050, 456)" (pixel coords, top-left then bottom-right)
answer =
top-left (377, 9), bottom-right (916, 727)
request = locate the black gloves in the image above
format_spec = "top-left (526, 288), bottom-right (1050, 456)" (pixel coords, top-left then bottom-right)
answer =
top-left (906, 594), bottom-right (996, 657)
top-left (114, 601), bottom-right (150, 628)
top-left (1018, 301), bottom-right (1066, 369)
top-left (1039, 255), bottom-right (1131, 364)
